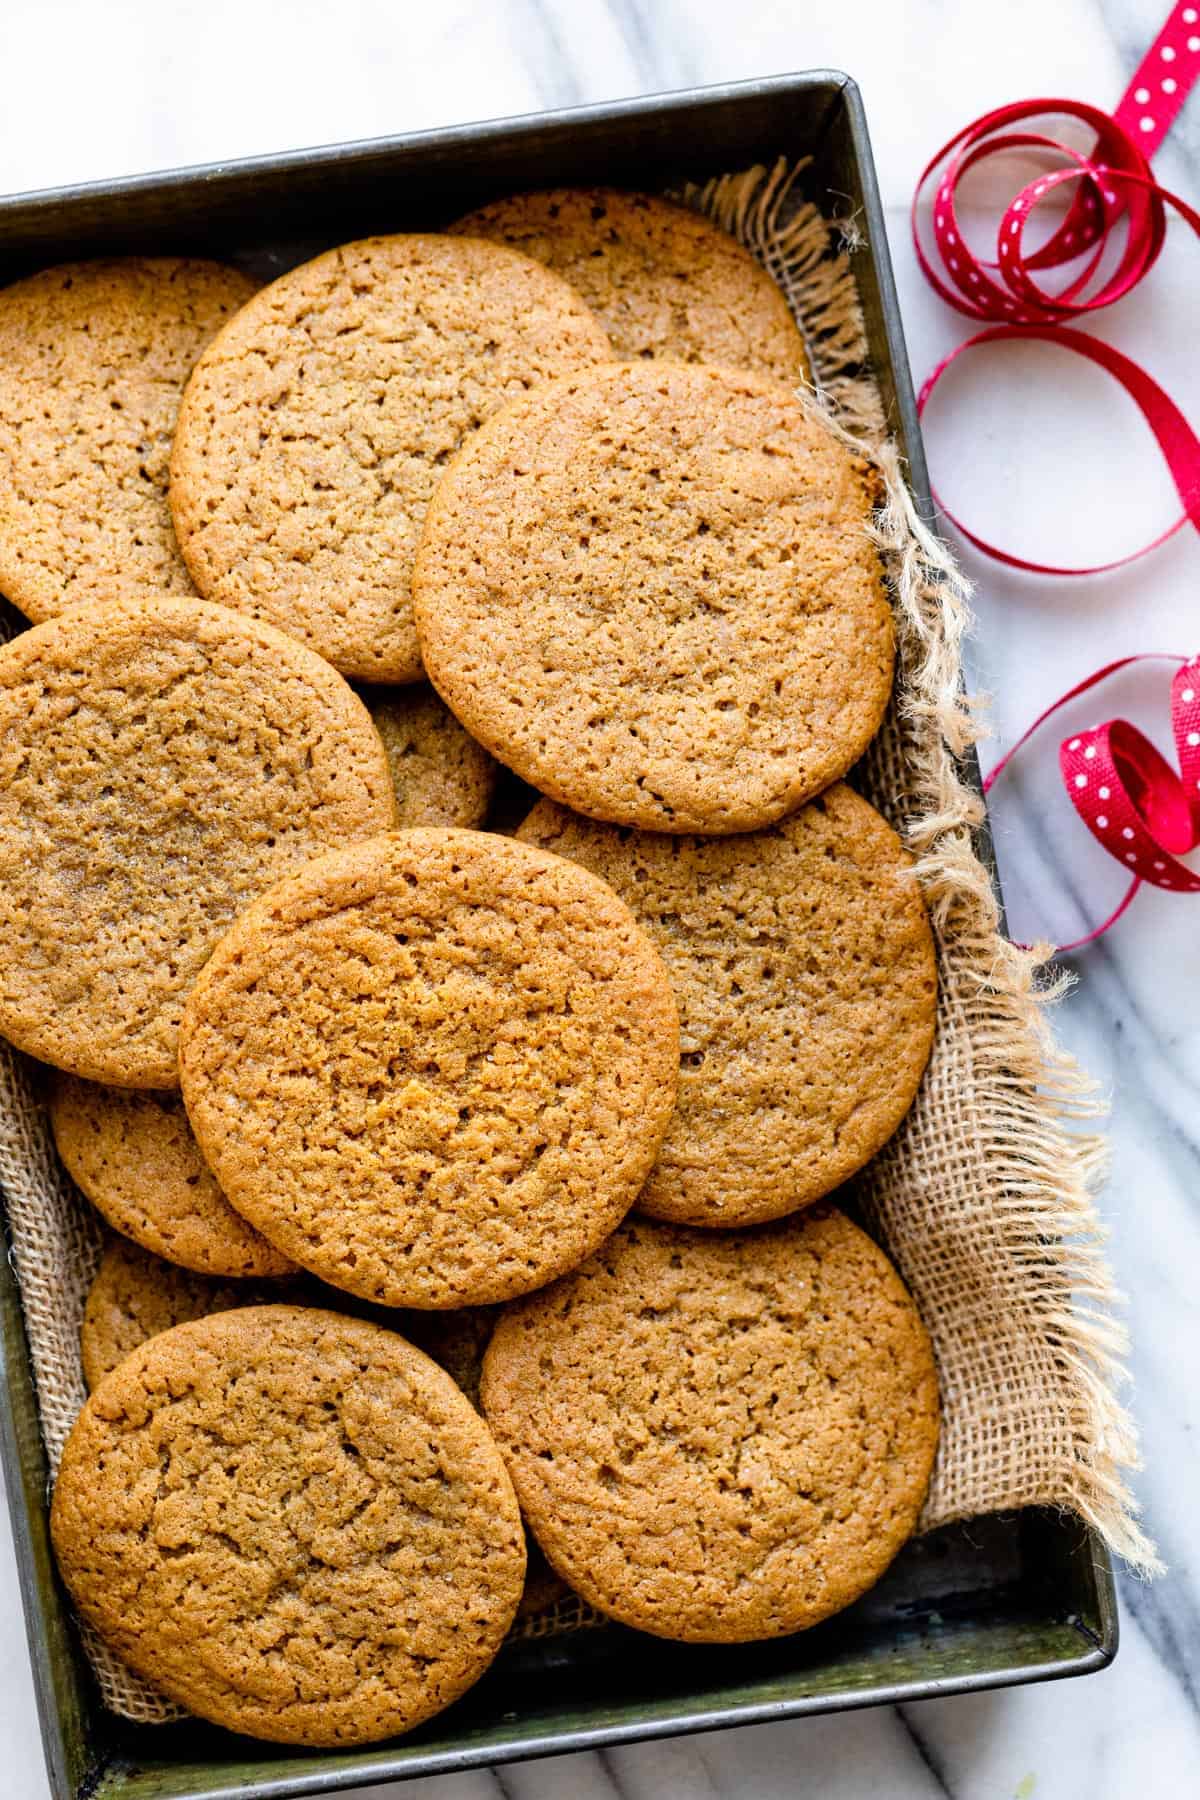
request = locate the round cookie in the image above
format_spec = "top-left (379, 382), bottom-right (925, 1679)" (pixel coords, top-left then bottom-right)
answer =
top-left (414, 362), bottom-right (893, 833)
top-left (169, 234), bottom-right (613, 683)
top-left (450, 187), bottom-right (810, 382)
top-left (0, 258), bottom-right (256, 623)
top-left (52, 1078), bottom-right (295, 1278)
top-left (365, 685), bottom-right (496, 828)
top-left (179, 829), bottom-right (679, 1309)
top-left (52, 1306), bottom-right (526, 1745)
top-left (0, 595), bottom-right (395, 1087)
top-left (80, 1237), bottom-right (298, 1390)
top-left (518, 785), bottom-right (937, 1226)
top-left (482, 1210), bottom-right (939, 1643)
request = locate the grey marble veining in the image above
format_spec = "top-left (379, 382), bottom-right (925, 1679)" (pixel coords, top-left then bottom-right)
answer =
top-left (2, 1), bottom-right (1199, 1795)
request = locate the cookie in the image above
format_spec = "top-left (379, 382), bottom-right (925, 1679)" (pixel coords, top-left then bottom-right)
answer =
top-left (52, 1306), bottom-right (526, 1745)
top-left (365, 685), bottom-right (496, 828)
top-left (52, 1077), bottom-right (294, 1279)
top-left (518, 785), bottom-right (937, 1226)
top-left (80, 1237), bottom-right (297, 1390)
top-left (169, 234), bottom-right (613, 683)
top-left (450, 187), bottom-right (810, 382)
top-left (414, 362), bottom-right (892, 833)
top-left (482, 1210), bottom-right (939, 1643)
top-left (0, 258), bottom-right (255, 623)
top-left (0, 595), bottom-right (395, 1087)
top-left (179, 829), bottom-right (679, 1308)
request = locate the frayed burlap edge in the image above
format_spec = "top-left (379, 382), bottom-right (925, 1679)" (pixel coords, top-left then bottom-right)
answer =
top-left (0, 155), bottom-right (1158, 1730)
top-left (682, 156), bottom-right (1157, 1574)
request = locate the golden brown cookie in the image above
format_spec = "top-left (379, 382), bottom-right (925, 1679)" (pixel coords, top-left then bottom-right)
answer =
top-left (518, 786), bottom-right (937, 1225)
top-left (0, 258), bottom-right (255, 623)
top-left (80, 1237), bottom-right (297, 1390)
top-left (179, 829), bottom-right (679, 1309)
top-left (169, 234), bottom-right (612, 683)
top-left (52, 1078), bottom-right (294, 1279)
top-left (0, 595), bottom-right (395, 1087)
top-left (450, 187), bottom-right (809, 382)
top-left (52, 1306), bottom-right (526, 1745)
top-left (414, 362), bottom-right (892, 832)
top-left (365, 685), bottom-right (496, 828)
top-left (482, 1210), bottom-right (939, 1643)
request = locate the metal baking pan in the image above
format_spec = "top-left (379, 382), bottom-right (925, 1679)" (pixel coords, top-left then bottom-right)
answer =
top-left (0, 69), bottom-right (1116, 1800)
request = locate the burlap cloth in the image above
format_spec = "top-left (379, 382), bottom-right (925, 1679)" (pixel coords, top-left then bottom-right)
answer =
top-left (0, 160), bottom-right (1159, 1727)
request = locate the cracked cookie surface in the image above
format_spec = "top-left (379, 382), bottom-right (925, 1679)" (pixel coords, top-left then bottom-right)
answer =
top-left (179, 829), bottom-right (679, 1308)
top-left (0, 595), bottom-right (395, 1087)
top-left (482, 1210), bottom-right (939, 1642)
top-left (169, 234), bottom-right (612, 682)
top-left (53, 1079), bottom-right (295, 1278)
top-left (414, 361), bottom-right (892, 832)
top-left (0, 257), bottom-right (256, 622)
top-left (450, 187), bottom-right (810, 381)
top-left (52, 1305), bottom-right (526, 1744)
top-left (518, 785), bottom-right (936, 1225)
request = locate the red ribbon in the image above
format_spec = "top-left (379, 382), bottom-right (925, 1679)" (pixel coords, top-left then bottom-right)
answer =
top-left (984, 656), bottom-right (1200, 950)
top-left (917, 322), bottom-right (1200, 577)
top-left (912, 5), bottom-right (1200, 944)
top-left (912, 68), bottom-right (1200, 572)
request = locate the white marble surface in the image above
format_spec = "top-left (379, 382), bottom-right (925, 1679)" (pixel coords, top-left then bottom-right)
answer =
top-left (2, 0), bottom-right (1198, 1794)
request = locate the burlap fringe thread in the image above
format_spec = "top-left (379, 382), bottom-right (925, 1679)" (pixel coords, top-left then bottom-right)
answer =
top-left (0, 155), bottom-right (1158, 1730)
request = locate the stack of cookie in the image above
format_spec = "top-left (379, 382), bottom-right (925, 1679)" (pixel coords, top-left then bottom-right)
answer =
top-left (0, 190), bottom-right (939, 1750)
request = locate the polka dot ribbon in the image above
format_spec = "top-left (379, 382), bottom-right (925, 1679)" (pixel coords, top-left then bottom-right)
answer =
top-left (983, 655), bottom-right (1200, 950)
top-left (912, 8), bottom-right (1200, 945)
top-left (911, 1), bottom-right (1200, 575)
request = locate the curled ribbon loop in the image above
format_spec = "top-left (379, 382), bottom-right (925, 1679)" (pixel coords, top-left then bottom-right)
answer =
top-left (911, 3), bottom-right (1200, 576)
top-left (911, 100), bottom-right (1166, 326)
top-left (984, 655), bottom-right (1200, 951)
top-left (918, 324), bottom-right (1200, 576)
